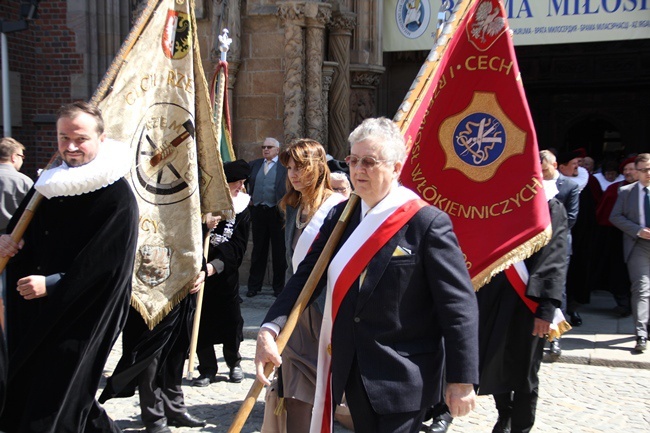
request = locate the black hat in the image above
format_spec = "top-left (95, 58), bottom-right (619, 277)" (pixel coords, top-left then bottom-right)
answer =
top-left (327, 158), bottom-right (349, 175)
top-left (557, 149), bottom-right (581, 165)
top-left (223, 159), bottom-right (251, 183)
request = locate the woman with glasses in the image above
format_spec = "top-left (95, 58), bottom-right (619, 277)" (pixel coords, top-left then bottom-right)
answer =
top-left (261, 138), bottom-right (346, 433)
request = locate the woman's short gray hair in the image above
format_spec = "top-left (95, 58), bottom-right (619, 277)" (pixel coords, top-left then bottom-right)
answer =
top-left (348, 117), bottom-right (407, 163)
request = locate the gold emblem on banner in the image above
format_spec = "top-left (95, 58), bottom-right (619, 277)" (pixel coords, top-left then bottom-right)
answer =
top-left (162, 8), bottom-right (191, 59)
top-left (439, 92), bottom-right (526, 183)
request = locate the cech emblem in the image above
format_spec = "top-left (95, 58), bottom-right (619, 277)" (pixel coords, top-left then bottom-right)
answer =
top-left (131, 102), bottom-right (198, 205)
top-left (396, 0), bottom-right (431, 39)
top-left (466, 0), bottom-right (507, 52)
top-left (137, 245), bottom-right (173, 287)
top-left (439, 92), bottom-right (526, 182)
top-left (455, 113), bottom-right (505, 167)
top-left (162, 8), bottom-right (191, 59)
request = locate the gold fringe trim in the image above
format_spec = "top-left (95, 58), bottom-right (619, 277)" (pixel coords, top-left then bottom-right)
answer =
top-left (274, 397), bottom-right (286, 416)
top-left (130, 282), bottom-right (193, 331)
top-left (548, 320), bottom-right (572, 342)
top-left (472, 224), bottom-right (553, 291)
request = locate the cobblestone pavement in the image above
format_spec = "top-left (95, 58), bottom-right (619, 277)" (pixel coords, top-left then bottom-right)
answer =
top-left (99, 287), bottom-right (650, 432)
top-left (100, 339), bottom-right (650, 433)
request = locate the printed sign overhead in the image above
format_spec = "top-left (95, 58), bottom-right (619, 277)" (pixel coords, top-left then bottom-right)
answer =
top-left (383, 0), bottom-right (650, 51)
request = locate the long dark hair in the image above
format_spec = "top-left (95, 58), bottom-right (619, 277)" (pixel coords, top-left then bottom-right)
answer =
top-left (279, 138), bottom-right (333, 223)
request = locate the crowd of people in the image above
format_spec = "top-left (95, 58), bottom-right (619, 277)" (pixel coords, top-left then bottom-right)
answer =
top-left (538, 148), bottom-right (649, 356)
top-left (0, 102), bottom-right (647, 433)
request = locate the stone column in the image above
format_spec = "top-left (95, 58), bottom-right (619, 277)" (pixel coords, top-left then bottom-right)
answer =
top-left (327, 11), bottom-right (356, 159)
top-left (304, 3), bottom-right (331, 145)
top-left (350, 64), bottom-right (384, 130)
top-left (278, 3), bottom-right (306, 142)
top-left (68, 0), bottom-right (131, 100)
top-left (321, 61), bottom-right (337, 152)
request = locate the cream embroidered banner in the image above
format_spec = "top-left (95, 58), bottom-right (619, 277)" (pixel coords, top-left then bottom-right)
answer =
top-left (93, 0), bottom-right (233, 328)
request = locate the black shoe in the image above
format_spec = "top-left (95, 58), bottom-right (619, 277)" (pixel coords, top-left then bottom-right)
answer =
top-left (549, 340), bottom-right (561, 358)
top-left (168, 412), bottom-right (207, 428)
top-left (192, 373), bottom-right (217, 387)
top-left (492, 417), bottom-right (511, 433)
top-left (246, 290), bottom-right (258, 297)
top-left (634, 336), bottom-right (647, 353)
top-left (145, 420), bottom-right (172, 433)
top-left (229, 365), bottom-right (243, 383)
top-left (425, 412), bottom-right (453, 433)
top-left (568, 311), bottom-right (582, 326)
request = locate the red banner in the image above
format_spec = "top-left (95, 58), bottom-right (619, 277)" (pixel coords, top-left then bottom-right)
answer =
top-left (398, 0), bottom-right (551, 289)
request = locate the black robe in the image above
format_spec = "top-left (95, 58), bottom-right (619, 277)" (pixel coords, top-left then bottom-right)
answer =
top-left (197, 206), bottom-right (250, 350)
top-left (0, 179), bottom-right (138, 433)
top-left (478, 198), bottom-right (567, 395)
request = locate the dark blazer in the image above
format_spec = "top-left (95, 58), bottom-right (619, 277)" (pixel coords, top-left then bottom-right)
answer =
top-left (555, 173), bottom-right (580, 230)
top-left (248, 158), bottom-right (287, 205)
top-left (610, 182), bottom-right (645, 262)
top-left (265, 200), bottom-right (479, 414)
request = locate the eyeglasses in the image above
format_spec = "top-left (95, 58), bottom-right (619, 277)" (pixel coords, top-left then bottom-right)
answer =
top-left (261, 145), bottom-right (276, 150)
top-left (15, 153), bottom-right (24, 159)
top-left (637, 168), bottom-right (650, 174)
top-left (344, 155), bottom-right (389, 169)
top-left (332, 187), bottom-right (349, 193)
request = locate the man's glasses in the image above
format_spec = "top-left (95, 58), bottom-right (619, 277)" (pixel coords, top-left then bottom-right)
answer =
top-left (15, 153), bottom-right (24, 159)
top-left (344, 155), bottom-right (388, 169)
top-left (636, 168), bottom-right (650, 174)
top-left (261, 145), bottom-right (276, 150)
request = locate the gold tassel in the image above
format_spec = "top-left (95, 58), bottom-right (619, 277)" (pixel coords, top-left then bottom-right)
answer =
top-left (274, 397), bottom-right (286, 416)
top-left (547, 320), bottom-right (572, 342)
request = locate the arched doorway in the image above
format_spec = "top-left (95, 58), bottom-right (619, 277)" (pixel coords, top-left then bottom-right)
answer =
top-left (562, 117), bottom-right (624, 166)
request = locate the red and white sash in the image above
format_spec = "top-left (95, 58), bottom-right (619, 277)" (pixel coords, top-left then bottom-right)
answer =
top-left (292, 193), bottom-right (346, 272)
top-left (310, 186), bottom-right (426, 433)
top-left (505, 262), bottom-right (567, 340)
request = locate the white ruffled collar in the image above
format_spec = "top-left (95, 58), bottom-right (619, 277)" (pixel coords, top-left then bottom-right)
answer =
top-left (35, 139), bottom-right (133, 199)
top-left (232, 192), bottom-right (250, 215)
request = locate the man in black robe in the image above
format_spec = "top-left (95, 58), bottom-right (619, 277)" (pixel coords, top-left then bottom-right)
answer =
top-left (478, 189), bottom-right (568, 433)
top-left (193, 159), bottom-right (251, 386)
top-left (0, 101), bottom-right (139, 432)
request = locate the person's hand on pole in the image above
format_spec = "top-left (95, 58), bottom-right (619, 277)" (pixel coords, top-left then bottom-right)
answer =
top-left (0, 234), bottom-right (23, 258)
top-left (255, 328), bottom-right (282, 385)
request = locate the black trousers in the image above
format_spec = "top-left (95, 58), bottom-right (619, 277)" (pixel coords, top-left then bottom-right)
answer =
top-left (344, 357), bottom-right (427, 433)
top-left (139, 330), bottom-right (188, 426)
top-left (493, 390), bottom-right (539, 433)
top-left (139, 301), bottom-right (193, 427)
top-left (196, 344), bottom-right (241, 376)
top-left (248, 205), bottom-right (286, 293)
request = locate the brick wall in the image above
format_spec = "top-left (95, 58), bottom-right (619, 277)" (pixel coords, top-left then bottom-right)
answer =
top-left (1, 1), bottom-right (82, 180)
